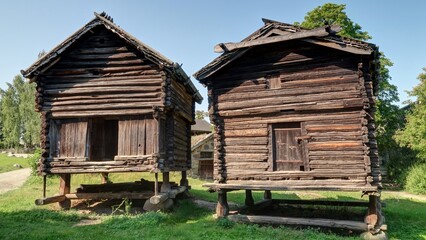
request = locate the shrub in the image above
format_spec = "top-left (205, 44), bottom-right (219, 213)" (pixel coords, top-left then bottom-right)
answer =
top-left (216, 217), bottom-right (235, 229)
top-left (28, 148), bottom-right (41, 175)
top-left (405, 163), bottom-right (426, 195)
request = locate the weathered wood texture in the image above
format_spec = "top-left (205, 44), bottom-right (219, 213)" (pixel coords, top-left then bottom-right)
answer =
top-left (38, 27), bottom-right (164, 117)
top-left (227, 214), bottom-right (369, 232)
top-left (34, 24), bottom-right (196, 175)
top-left (118, 116), bottom-right (157, 156)
top-left (205, 40), bottom-right (379, 190)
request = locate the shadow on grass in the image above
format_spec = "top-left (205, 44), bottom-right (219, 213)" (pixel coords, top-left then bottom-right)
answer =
top-left (190, 187), bottom-right (426, 239)
top-left (0, 209), bottom-right (82, 240)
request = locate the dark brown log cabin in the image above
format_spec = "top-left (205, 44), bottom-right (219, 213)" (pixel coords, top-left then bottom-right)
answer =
top-left (194, 19), bottom-right (385, 235)
top-left (22, 13), bottom-right (202, 207)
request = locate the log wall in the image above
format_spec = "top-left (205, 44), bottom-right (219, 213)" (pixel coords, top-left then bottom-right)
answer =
top-left (35, 25), bottom-right (195, 174)
top-left (207, 40), bottom-right (379, 189)
top-left (38, 26), bottom-right (164, 118)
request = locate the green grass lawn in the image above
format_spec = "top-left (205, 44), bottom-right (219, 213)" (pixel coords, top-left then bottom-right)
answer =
top-left (0, 153), bottom-right (31, 173)
top-left (0, 172), bottom-right (425, 240)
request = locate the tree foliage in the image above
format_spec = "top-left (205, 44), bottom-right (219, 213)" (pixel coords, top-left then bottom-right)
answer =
top-left (0, 75), bottom-right (40, 149)
top-left (395, 68), bottom-right (426, 160)
top-left (298, 3), bottom-right (371, 41)
top-left (195, 110), bottom-right (209, 120)
top-left (1, 79), bottom-right (21, 148)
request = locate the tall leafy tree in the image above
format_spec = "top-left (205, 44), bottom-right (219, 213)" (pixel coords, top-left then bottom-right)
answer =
top-left (298, 3), bottom-right (400, 155)
top-left (195, 110), bottom-right (209, 120)
top-left (298, 3), bottom-right (371, 41)
top-left (15, 77), bottom-right (40, 148)
top-left (395, 68), bottom-right (426, 160)
top-left (0, 78), bottom-right (21, 148)
top-left (0, 75), bottom-right (40, 149)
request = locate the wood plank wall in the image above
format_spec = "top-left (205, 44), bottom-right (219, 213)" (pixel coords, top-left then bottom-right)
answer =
top-left (208, 41), bottom-right (377, 188)
top-left (118, 116), bottom-right (157, 156)
top-left (38, 25), bottom-right (164, 118)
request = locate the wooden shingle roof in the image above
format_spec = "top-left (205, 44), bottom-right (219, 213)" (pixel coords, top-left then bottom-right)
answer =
top-left (194, 18), bottom-right (378, 85)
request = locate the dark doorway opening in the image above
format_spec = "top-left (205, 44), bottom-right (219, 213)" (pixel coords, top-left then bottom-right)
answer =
top-left (89, 118), bottom-right (118, 161)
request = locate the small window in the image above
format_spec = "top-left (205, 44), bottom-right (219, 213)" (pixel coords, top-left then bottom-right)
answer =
top-left (200, 151), bottom-right (213, 159)
top-left (267, 72), bottom-right (281, 89)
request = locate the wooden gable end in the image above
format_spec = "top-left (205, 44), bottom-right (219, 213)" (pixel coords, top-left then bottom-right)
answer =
top-left (38, 25), bottom-right (164, 118)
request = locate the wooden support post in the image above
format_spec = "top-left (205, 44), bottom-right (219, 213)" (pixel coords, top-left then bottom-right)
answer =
top-left (154, 173), bottom-right (159, 195)
top-left (100, 173), bottom-right (110, 184)
top-left (58, 174), bottom-right (71, 210)
top-left (216, 190), bottom-right (229, 217)
top-left (43, 175), bottom-right (47, 198)
top-left (180, 171), bottom-right (189, 187)
top-left (365, 195), bottom-right (378, 227)
top-left (245, 190), bottom-right (254, 207)
top-left (264, 190), bottom-right (272, 200)
top-left (161, 172), bottom-right (171, 192)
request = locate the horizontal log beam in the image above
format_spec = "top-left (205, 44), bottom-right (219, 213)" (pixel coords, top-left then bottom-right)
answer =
top-left (271, 199), bottom-right (369, 207)
top-left (35, 195), bottom-right (66, 205)
top-left (65, 192), bottom-right (154, 199)
top-left (226, 214), bottom-right (369, 231)
top-left (204, 183), bottom-right (376, 192)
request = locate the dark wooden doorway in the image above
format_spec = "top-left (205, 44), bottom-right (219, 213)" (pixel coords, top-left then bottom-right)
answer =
top-left (89, 118), bottom-right (118, 161)
top-left (272, 122), bottom-right (305, 171)
top-left (199, 160), bottom-right (213, 179)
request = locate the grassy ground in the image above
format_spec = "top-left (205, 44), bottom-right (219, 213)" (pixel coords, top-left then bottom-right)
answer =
top-left (0, 153), bottom-right (30, 173)
top-left (0, 173), bottom-right (425, 240)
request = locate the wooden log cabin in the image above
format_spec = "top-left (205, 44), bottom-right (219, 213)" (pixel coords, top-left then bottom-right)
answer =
top-left (21, 12), bottom-right (202, 209)
top-left (194, 19), bottom-right (386, 236)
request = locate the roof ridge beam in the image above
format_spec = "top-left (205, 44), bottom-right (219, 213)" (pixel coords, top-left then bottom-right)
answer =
top-left (214, 25), bottom-right (341, 53)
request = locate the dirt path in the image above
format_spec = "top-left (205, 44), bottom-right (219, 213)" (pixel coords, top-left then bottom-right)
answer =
top-left (384, 190), bottom-right (426, 202)
top-left (0, 168), bottom-right (31, 194)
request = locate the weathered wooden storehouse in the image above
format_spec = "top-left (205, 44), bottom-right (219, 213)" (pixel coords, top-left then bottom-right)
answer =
top-left (191, 132), bottom-right (214, 179)
top-left (22, 12), bottom-right (202, 209)
top-left (194, 19), bottom-right (385, 236)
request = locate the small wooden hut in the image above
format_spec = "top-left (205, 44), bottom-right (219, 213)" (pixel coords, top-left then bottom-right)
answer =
top-left (191, 133), bottom-right (214, 179)
top-left (22, 12), bottom-right (202, 209)
top-left (194, 19), bottom-right (385, 236)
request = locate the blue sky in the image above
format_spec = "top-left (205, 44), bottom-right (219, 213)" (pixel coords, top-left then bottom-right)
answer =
top-left (0, 1), bottom-right (424, 111)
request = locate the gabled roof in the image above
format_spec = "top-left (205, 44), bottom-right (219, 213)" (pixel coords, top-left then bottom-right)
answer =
top-left (191, 119), bottom-right (212, 134)
top-left (22, 12), bottom-right (202, 103)
top-left (191, 133), bottom-right (213, 151)
top-left (194, 18), bottom-right (378, 82)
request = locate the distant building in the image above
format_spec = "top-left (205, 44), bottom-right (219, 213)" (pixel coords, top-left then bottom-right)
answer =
top-left (191, 119), bottom-right (212, 135)
top-left (190, 119), bottom-right (213, 179)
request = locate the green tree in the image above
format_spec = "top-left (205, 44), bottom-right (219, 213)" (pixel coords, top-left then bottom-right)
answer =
top-left (0, 75), bottom-right (40, 149)
top-left (298, 3), bottom-right (371, 41)
top-left (395, 68), bottom-right (426, 160)
top-left (195, 110), bottom-right (208, 120)
top-left (16, 78), bottom-right (40, 148)
top-left (1, 79), bottom-right (21, 148)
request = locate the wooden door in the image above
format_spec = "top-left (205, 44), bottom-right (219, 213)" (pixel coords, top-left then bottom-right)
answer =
top-left (199, 160), bottom-right (213, 179)
top-left (118, 116), bottom-right (157, 156)
top-left (273, 123), bottom-right (305, 171)
top-left (58, 119), bottom-right (88, 158)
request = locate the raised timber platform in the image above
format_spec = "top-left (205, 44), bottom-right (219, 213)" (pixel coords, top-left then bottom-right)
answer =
top-left (206, 183), bottom-right (386, 239)
top-left (203, 182), bottom-right (379, 192)
top-left (35, 179), bottom-right (188, 212)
